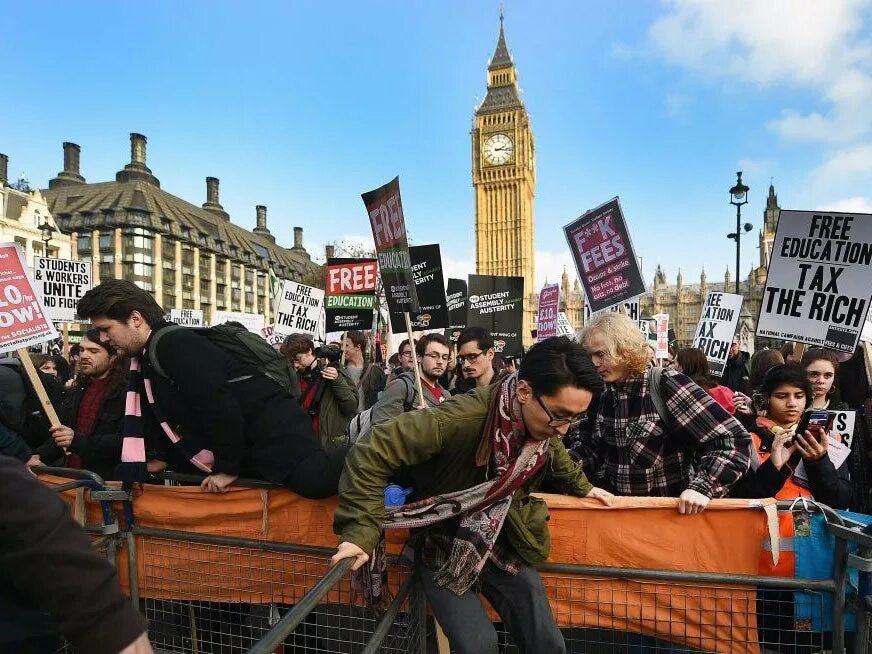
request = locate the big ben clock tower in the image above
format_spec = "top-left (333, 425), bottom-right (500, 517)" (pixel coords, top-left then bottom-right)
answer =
top-left (473, 16), bottom-right (536, 345)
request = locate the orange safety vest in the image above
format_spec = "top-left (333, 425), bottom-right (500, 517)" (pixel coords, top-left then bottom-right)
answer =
top-left (751, 430), bottom-right (813, 577)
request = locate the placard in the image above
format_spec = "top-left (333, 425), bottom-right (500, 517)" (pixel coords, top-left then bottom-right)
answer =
top-left (169, 308), bottom-right (204, 327)
top-left (0, 243), bottom-right (58, 353)
top-left (32, 256), bottom-right (91, 323)
top-left (389, 244), bottom-right (449, 332)
top-left (260, 325), bottom-right (286, 348)
top-left (584, 296), bottom-right (641, 325)
top-left (273, 280), bottom-right (324, 338)
top-left (361, 176), bottom-right (419, 315)
top-left (536, 284), bottom-right (560, 342)
top-left (691, 292), bottom-right (743, 377)
top-left (654, 313), bottom-right (669, 360)
top-left (831, 410), bottom-right (857, 448)
top-left (756, 209), bottom-right (872, 353)
top-left (325, 258), bottom-right (377, 332)
top-left (556, 312), bottom-right (577, 340)
top-left (466, 274), bottom-right (524, 358)
top-left (564, 197), bottom-right (646, 313)
top-left (446, 278), bottom-right (468, 342)
top-left (212, 310), bottom-right (265, 334)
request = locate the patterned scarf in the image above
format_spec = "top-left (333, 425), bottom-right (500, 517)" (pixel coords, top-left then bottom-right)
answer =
top-left (359, 373), bottom-right (550, 600)
top-left (117, 356), bottom-right (215, 484)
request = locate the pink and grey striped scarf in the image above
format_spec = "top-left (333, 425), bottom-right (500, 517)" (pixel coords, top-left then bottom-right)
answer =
top-left (117, 356), bottom-right (215, 484)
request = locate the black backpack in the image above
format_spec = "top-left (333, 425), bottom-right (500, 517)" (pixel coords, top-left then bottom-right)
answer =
top-left (148, 324), bottom-right (301, 400)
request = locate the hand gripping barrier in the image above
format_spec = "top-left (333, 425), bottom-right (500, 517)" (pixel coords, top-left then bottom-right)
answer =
top-left (37, 469), bottom-right (872, 654)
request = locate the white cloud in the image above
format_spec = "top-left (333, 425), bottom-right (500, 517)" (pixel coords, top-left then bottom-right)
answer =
top-left (812, 142), bottom-right (872, 181)
top-left (816, 196), bottom-right (872, 213)
top-left (649, 0), bottom-right (872, 144)
top-left (535, 249), bottom-right (578, 291)
top-left (736, 158), bottom-right (774, 178)
top-left (440, 253), bottom-right (474, 283)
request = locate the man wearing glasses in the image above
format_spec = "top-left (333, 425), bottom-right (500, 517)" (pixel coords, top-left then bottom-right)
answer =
top-left (333, 337), bottom-right (613, 654)
top-left (454, 326), bottom-right (503, 395)
top-left (370, 334), bottom-right (452, 426)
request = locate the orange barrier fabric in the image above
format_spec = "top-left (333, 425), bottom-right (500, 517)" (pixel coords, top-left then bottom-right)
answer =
top-left (45, 478), bottom-right (771, 654)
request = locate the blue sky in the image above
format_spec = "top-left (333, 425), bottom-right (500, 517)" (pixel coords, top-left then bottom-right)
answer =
top-left (2, 1), bottom-right (871, 290)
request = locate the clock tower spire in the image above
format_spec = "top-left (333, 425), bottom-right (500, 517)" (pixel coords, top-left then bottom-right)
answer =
top-left (472, 15), bottom-right (536, 345)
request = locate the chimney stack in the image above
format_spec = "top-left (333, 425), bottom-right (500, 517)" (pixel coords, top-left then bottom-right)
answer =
top-left (48, 142), bottom-right (86, 189)
top-left (293, 226), bottom-right (304, 250)
top-left (116, 132), bottom-right (160, 186)
top-left (0, 153), bottom-right (7, 187)
top-left (253, 205), bottom-right (274, 242)
top-left (202, 176), bottom-right (229, 220)
top-left (325, 244), bottom-right (335, 260)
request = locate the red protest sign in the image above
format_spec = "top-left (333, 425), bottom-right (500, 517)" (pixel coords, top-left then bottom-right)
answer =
top-left (326, 260), bottom-right (378, 295)
top-left (564, 197), bottom-right (646, 314)
top-left (0, 242), bottom-right (58, 353)
top-left (536, 283), bottom-right (560, 341)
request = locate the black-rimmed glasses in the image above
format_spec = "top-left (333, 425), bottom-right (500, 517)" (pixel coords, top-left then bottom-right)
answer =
top-left (535, 394), bottom-right (586, 428)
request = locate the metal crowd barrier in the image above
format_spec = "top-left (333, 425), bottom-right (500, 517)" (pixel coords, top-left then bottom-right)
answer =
top-left (38, 468), bottom-right (872, 654)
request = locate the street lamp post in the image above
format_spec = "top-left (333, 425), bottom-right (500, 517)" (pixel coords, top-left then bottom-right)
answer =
top-left (38, 217), bottom-right (56, 257)
top-left (727, 171), bottom-right (753, 295)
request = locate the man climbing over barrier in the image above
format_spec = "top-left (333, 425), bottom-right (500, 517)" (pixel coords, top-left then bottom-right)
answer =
top-left (77, 279), bottom-right (348, 497)
top-left (576, 312), bottom-right (751, 514)
top-left (332, 336), bottom-right (614, 654)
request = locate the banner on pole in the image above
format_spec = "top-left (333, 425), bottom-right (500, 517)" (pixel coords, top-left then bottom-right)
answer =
top-left (536, 283), bottom-right (560, 342)
top-left (446, 278), bottom-right (468, 342)
top-left (691, 292), bottom-right (743, 377)
top-left (325, 258), bottom-right (377, 332)
top-left (654, 313), bottom-right (669, 360)
top-left (564, 197), bottom-right (645, 314)
top-left (32, 256), bottom-right (91, 323)
top-left (273, 280), bottom-right (324, 338)
top-left (584, 296), bottom-right (641, 325)
top-left (212, 310), bottom-right (265, 334)
top-left (169, 309), bottom-right (204, 327)
top-left (0, 242), bottom-right (58, 353)
top-left (756, 209), bottom-right (872, 353)
top-left (389, 244), bottom-right (449, 332)
top-left (556, 312), bottom-right (577, 340)
top-left (361, 176), bottom-right (419, 315)
top-left (466, 274), bottom-right (524, 357)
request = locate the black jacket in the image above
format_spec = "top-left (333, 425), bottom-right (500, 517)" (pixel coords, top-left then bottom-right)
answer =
top-left (35, 376), bottom-right (126, 481)
top-left (0, 456), bottom-right (146, 650)
top-left (722, 351), bottom-right (751, 395)
top-left (144, 322), bottom-right (322, 483)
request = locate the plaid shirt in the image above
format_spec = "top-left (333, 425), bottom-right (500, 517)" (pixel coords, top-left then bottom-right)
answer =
top-left (572, 369), bottom-right (751, 498)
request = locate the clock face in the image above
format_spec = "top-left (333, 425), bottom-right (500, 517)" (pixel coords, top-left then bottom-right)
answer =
top-left (483, 133), bottom-right (514, 166)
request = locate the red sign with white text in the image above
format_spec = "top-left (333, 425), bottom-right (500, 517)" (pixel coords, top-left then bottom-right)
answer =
top-left (0, 242), bottom-right (58, 353)
top-left (537, 283), bottom-right (560, 341)
top-left (326, 260), bottom-right (378, 295)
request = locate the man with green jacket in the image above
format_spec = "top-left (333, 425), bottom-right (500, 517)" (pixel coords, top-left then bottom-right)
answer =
top-left (332, 337), bottom-right (613, 654)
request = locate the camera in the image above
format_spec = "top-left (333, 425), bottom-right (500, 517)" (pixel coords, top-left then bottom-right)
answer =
top-left (313, 345), bottom-right (342, 363)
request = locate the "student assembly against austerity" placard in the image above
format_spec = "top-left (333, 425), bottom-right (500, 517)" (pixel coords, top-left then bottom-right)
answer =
top-left (757, 209), bottom-right (872, 353)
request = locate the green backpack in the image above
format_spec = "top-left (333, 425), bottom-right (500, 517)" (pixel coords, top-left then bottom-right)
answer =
top-left (147, 323), bottom-right (301, 400)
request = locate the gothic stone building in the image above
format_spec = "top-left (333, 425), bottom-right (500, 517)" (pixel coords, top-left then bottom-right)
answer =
top-left (43, 134), bottom-right (319, 325)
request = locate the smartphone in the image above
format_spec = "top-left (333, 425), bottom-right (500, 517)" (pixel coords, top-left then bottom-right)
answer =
top-left (788, 409), bottom-right (833, 445)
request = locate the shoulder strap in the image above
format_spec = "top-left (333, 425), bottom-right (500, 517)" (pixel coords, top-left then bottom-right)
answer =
top-left (400, 374), bottom-right (418, 411)
top-left (147, 325), bottom-right (186, 379)
top-left (647, 366), bottom-right (672, 431)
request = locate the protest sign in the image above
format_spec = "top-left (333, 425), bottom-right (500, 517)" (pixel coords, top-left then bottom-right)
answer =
top-left (556, 312), bottom-right (577, 340)
top-left (273, 280), bottom-right (324, 338)
top-left (467, 274), bottom-right (524, 357)
top-left (691, 292), bottom-right (743, 377)
top-left (446, 278), bottom-right (468, 342)
top-left (361, 176), bottom-right (419, 315)
top-left (389, 244), bottom-right (449, 332)
top-left (584, 296), bottom-right (641, 325)
top-left (32, 256), bottom-right (91, 323)
top-left (537, 283), bottom-right (560, 342)
top-left (756, 209), bottom-right (872, 353)
top-left (325, 257), bottom-right (377, 332)
top-left (831, 410), bottom-right (857, 448)
top-left (260, 325), bottom-right (285, 348)
top-left (564, 197), bottom-right (645, 314)
top-left (862, 311), bottom-right (872, 344)
top-left (654, 313), bottom-right (669, 360)
top-left (169, 309), bottom-right (204, 327)
top-left (212, 310), bottom-right (265, 333)
top-left (0, 243), bottom-right (59, 353)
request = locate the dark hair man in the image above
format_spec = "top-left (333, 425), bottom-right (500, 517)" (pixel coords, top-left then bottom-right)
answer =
top-left (332, 336), bottom-right (613, 653)
top-left (342, 330), bottom-right (386, 411)
top-left (454, 326), bottom-right (503, 394)
top-left (369, 333), bottom-right (451, 426)
top-left (578, 312), bottom-right (751, 515)
top-left (723, 336), bottom-right (751, 394)
top-left (31, 328), bottom-right (129, 480)
top-left (1, 455), bottom-right (153, 653)
top-left (77, 280), bottom-right (347, 498)
top-left (280, 333), bottom-right (358, 449)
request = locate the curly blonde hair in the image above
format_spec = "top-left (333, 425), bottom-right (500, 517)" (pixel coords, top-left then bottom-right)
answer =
top-left (580, 312), bottom-right (650, 377)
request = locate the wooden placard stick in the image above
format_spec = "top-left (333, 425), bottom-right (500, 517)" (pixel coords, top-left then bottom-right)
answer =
top-left (17, 347), bottom-right (61, 428)
top-left (404, 312), bottom-right (427, 409)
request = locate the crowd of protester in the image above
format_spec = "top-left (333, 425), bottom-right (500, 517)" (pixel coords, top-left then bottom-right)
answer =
top-left (3, 279), bottom-right (872, 652)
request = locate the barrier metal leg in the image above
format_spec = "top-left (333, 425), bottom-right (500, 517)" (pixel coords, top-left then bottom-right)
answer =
top-left (127, 530), bottom-right (140, 610)
top-left (360, 575), bottom-right (415, 654)
top-left (834, 535), bottom-right (848, 654)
